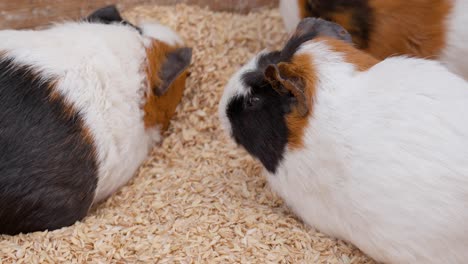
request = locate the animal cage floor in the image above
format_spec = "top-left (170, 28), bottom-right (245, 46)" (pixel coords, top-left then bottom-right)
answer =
top-left (0, 4), bottom-right (374, 263)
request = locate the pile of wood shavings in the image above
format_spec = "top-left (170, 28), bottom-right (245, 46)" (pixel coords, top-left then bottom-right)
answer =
top-left (0, 4), bottom-right (374, 263)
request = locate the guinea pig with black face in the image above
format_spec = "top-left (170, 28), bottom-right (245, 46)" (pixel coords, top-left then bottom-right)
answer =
top-left (0, 5), bottom-right (192, 235)
top-left (280, 0), bottom-right (468, 80)
top-left (219, 18), bottom-right (468, 264)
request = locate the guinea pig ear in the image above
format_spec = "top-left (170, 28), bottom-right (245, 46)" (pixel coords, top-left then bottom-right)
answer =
top-left (264, 63), bottom-right (309, 117)
top-left (87, 5), bottom-right (123, 24)
top-left (264, 64), bottom-right (289, 95)
top-left (296, 17), bottom-right (352, 44)
top-left (155, 47), bottom-right (193, 96)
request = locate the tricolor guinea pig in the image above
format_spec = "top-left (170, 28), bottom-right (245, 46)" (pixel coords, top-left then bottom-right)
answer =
top-left (219, 18), bottom-right (468, 264)
top-left (280, 0), bottom-right (468, 80)
top-left (0, 5), bottom-right (192, 235)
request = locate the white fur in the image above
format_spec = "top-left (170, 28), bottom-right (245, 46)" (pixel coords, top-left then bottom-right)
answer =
top-left (279, 0), bottom-right (302, 33)
top-left (220, 40), bottom-right (468, 263)
top-left (140, 22), bottom-right (184, 46)
top-left (0, 22), bottom-right (183, 202)
top-left (440, 0), bottom-right (468, 80)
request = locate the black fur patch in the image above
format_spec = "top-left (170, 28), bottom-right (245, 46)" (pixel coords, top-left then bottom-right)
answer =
top-left (304, 0), bottom-right (373, 48)
top-left (0, 58), bottom-right (98, 235)
top-left (86, 5), bottom-right (142, 34)
top-left (227, 52), bottom-right (297, 173)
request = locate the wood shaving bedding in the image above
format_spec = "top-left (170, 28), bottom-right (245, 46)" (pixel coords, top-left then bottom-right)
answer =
top-left (0, 4), bottom-right (374, 264)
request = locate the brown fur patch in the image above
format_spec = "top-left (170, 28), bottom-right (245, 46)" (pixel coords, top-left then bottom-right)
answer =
top-left (144, 40), bottom-right (166, 97)
top-left (366, 0), bottom-right (452, 59)
top-left (46, 80), bottom-right (77, 120)
top-left (300, 0), bottom-right (452, 59)
top-left (330, 11), bottom-right (353, 31)
top-left (81, 126), bottom-right (96, 148)
top-left (317, 37), bottom-right (380, 71)
top-left (298, 0), bottom-right (310, 18)
top-left (283, 54), bottom-right (317, 149)
top-left (143, 40), bottom-right (187, 131)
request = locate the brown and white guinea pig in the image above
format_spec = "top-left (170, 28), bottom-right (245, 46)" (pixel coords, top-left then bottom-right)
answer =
top-left (219, 18), bottom-right (468, 264)
top-left (0, 5), bottom-right (191, 235)
top-left (280, 0), bottom-right (468, 80)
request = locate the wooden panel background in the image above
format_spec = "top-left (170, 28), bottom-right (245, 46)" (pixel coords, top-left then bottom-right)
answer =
top-left (0, 0), bottom-right (276, 29)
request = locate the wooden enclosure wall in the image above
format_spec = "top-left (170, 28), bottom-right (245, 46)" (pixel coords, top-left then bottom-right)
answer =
top-left (0, 0), bottom-right (276, 29)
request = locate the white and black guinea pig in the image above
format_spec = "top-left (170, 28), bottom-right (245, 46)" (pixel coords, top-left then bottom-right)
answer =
top-left (280, 0), bottom-right (468, 80)
top-left (0, 5), bottom-right (191, 235)
top-left (219, 18), bottom-right (468, 264)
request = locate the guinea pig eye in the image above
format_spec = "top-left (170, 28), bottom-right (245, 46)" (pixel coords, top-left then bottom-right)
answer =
top-left (245, 96), bottom-right (262, 110)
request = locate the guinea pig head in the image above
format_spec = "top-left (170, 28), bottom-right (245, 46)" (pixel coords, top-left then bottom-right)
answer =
top-left (219, 18), bottom-right (350, 173)
top-left (87, 6), bottom-right (192, 132)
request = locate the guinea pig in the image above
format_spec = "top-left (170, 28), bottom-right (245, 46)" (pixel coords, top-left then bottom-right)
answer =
top-left (279, 0), bottom-right (468, 80)
top-left (0, 5), bottom-right (192, 235)
top-left (219, 18), bottom-right (468, 264)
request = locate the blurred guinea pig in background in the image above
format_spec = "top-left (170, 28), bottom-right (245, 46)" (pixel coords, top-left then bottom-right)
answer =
top-left (0, 5), bottom-right (192, 235)
top-left (219, 18), bottom-right (468, 264)
top-left (280, 0), bottom-right (468, 80)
